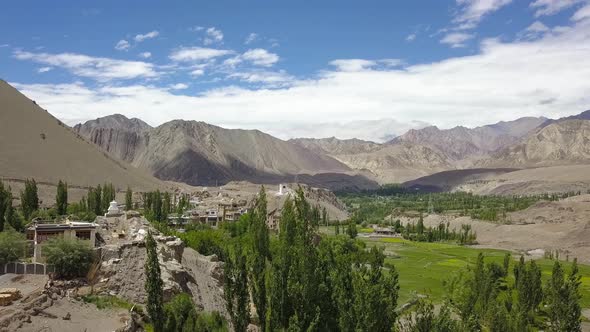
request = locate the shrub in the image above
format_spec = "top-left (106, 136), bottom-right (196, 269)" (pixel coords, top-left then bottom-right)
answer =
top-left (195, 311), bottom-right (229, 332)
top-left (179, 228), bottom-right (227, 260)
top-left (43, 238), bottom-right (95, 279)
top-left (0, 230), bottom-right (26, 264)
top-left (82, 295), bottom-right (135, 310)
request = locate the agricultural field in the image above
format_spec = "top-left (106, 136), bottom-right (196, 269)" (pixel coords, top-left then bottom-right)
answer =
top-left (364, 237), bottom-right (590, 308)
top-left (319, 226), bottom-right (590, 309)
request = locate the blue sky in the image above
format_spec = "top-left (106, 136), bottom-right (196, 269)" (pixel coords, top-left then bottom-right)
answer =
top-left (2, 0), bottom-right (590, 141)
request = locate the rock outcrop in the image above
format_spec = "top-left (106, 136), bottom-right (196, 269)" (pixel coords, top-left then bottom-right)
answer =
top-left (480, 120), bottom-right (590, 167)
top-left (94, 217), bottom-right (228, 321)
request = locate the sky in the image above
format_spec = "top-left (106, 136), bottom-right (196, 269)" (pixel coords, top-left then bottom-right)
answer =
top-left (2, 0), bottom-right (590, 142)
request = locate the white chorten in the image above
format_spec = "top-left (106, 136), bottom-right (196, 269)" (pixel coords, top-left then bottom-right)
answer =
top-left (106, 200), bottom-right (121, 217)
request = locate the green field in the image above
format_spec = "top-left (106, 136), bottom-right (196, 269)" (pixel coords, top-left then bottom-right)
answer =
top-left (319, 226), bottom-right (590, 308)
top-left (366, 237), bottom-right (590, 308)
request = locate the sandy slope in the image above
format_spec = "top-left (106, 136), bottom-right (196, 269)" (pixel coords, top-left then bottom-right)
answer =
top-left (457, 164), bottom-right (590, 195)
top-left (398, 194), bottom-right (590, 264)
top-left (0, 80), bottom-right (164, 190)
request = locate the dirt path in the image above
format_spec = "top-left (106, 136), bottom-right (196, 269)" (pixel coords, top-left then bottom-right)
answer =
top-left (18, 298), bottom-right (129, 332)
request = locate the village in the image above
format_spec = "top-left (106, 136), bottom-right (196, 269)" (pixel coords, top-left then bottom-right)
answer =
top-left (0, 181), bottom-right (350, 331)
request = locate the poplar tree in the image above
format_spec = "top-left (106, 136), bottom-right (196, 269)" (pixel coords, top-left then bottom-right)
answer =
top-left (56, 180), bottom-right (68, 215)
top-left (145, 231), bottom-right (164, 332)
top-left (101, 183), bottom-right (115, 213)
top-left (0, 183), bottom-right (8, 231)
top-left (224, 243), bottom-right (250, 332)
top-left (162, 192), bottom-right (171, 221)
top-left (547, 259), bottom-right (582, 331)
top-left (564, 259), bottom-right (582, 332)
top-left (5, 192), bottom-right (21, 231)
top-left (20, 179), bottom-right (39, 220)
top-left (248, 187), bottom-right (269, 331)
top-left (125, 187), bottom-right (132, 211)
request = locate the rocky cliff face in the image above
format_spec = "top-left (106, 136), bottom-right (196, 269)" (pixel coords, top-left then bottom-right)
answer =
top-left (389, 116), bottom-right (547, 160)
top-left (72, 114), bottom-right (151, 163)
top-left (289, 137), bottom-right (382, 155)
top-left (481, 120), bottom-right (590, 167)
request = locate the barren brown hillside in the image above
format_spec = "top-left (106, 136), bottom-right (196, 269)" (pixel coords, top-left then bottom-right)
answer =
top-left (0, 80), bottom-right (164, 190)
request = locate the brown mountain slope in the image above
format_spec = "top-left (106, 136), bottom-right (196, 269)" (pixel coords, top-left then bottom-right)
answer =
top-left (0, 80), bottom-right (164, 190)
top-left (332, 143), bottom-right (452, 183)
top-left (74, 116), bottom-right (357, 187)
top-left (480, 120), bottom-right (590, 167)
top-left (389, 116), bottom-right (546, 160)
top-left (289, 137), bottom-right (382, 155)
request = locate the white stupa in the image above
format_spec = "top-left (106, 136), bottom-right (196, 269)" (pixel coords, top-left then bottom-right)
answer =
top-left (105, 200), bottom-right (122, 217)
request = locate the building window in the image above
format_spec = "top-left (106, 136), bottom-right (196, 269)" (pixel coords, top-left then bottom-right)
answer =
top-left (37, 231), bottom-right (64, 243)
top-left (76, 230), bottom-right (91, 240)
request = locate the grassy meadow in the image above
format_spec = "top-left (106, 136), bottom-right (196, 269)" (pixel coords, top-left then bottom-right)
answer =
top-left (319, 226), bottom-right (590, 308)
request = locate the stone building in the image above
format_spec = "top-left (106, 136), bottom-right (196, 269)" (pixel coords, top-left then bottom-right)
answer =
top-left (26, 221), bottom-right (98, 262)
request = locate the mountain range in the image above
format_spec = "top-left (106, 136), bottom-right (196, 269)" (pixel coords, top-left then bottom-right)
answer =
top-left (3, 80), bottom-right (590, 191)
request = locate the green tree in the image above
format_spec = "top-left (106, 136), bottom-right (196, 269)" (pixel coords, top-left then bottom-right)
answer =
top-left (101, 183), bottom-right (115, 213)
top-left (56, 180), bottom-right (68, 215)
top-left (224, 243), bottom-right (250, 332)
top-left (5, 193), bottom-right (23, 231)
top-left (163, 293), bottom-right (196, 332)
top-left (125, 187), bottom-right (132, 211)
top-left (547, 259), bottom-right (582, 331)
top-left (43, 238), bottom-right (95, 279)
top-left (20, 178), bottom-right (39, 220)
top-left (564, 259), bottom-right (582, 332)
top-left (248, 187), bottom-right (269, 331)
top-left (145, 231), bottom-right (164, 332)
top-left (162, 192), bottom-right (171, 221)
top-left (346, 219), bottom-right (357, 239)
top-left (352, 246), bottom-right (399, 331)
top-left (0, 182), bottom-right (9, 232)
top-left (0, 230), bottom-right (26, 264)
top-left (94, 184), bottom-right (103, 215)
top-left (268, 198), bottom-right (297, 329)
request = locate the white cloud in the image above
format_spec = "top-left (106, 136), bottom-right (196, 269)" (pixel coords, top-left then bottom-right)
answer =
top-left (228, 70), bottom-right (294, 85)
top-left (518, 20), bottom-right (551, 40)
top-left (530, 0), bottom-right (586, 17)
top-left (330, 59), bottom-right (376, 72)
top-left (245, 33), bottom-right (258, 44)
top-left (204, 27), bottom-right (223, 45)
top-left (139, 52), bottom-right (152, 58)
top-left (190, 69), bottom-right (205, 76)
top-left (286, 119), bottom-right (430, 142)
top-left (115, 39), bottom-right (130, 51)
top-left (440, 32), bottom-right (474, 47)
top-left (169, 47), bottom-right (233, 62)
top-left (406, 33), bottom-right (417, 42)
top-left (14, 50), bottom-right (159, 81)
top-left (329, 59), bottom-right (403, 72)
top-left (527, 21), bottom-right (550, 32)
top-left (37, 67), bottom-right (52, 73)
top-left (241, 49), bottom-right (279, 67)
top-left (11, 16), bottom-right (590, 141)
top-left (170, 83), bottom-right (189, 90)
top-left (454, 0), bottom-right (513, 27)
top-left (572, 3), bottom-right (590, 20)
top-left (134, 30), bottom-right (159, 42)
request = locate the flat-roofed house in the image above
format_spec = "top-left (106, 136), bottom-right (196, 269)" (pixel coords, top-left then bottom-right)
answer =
top-left (26, 221), bottom-right (98, 262)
